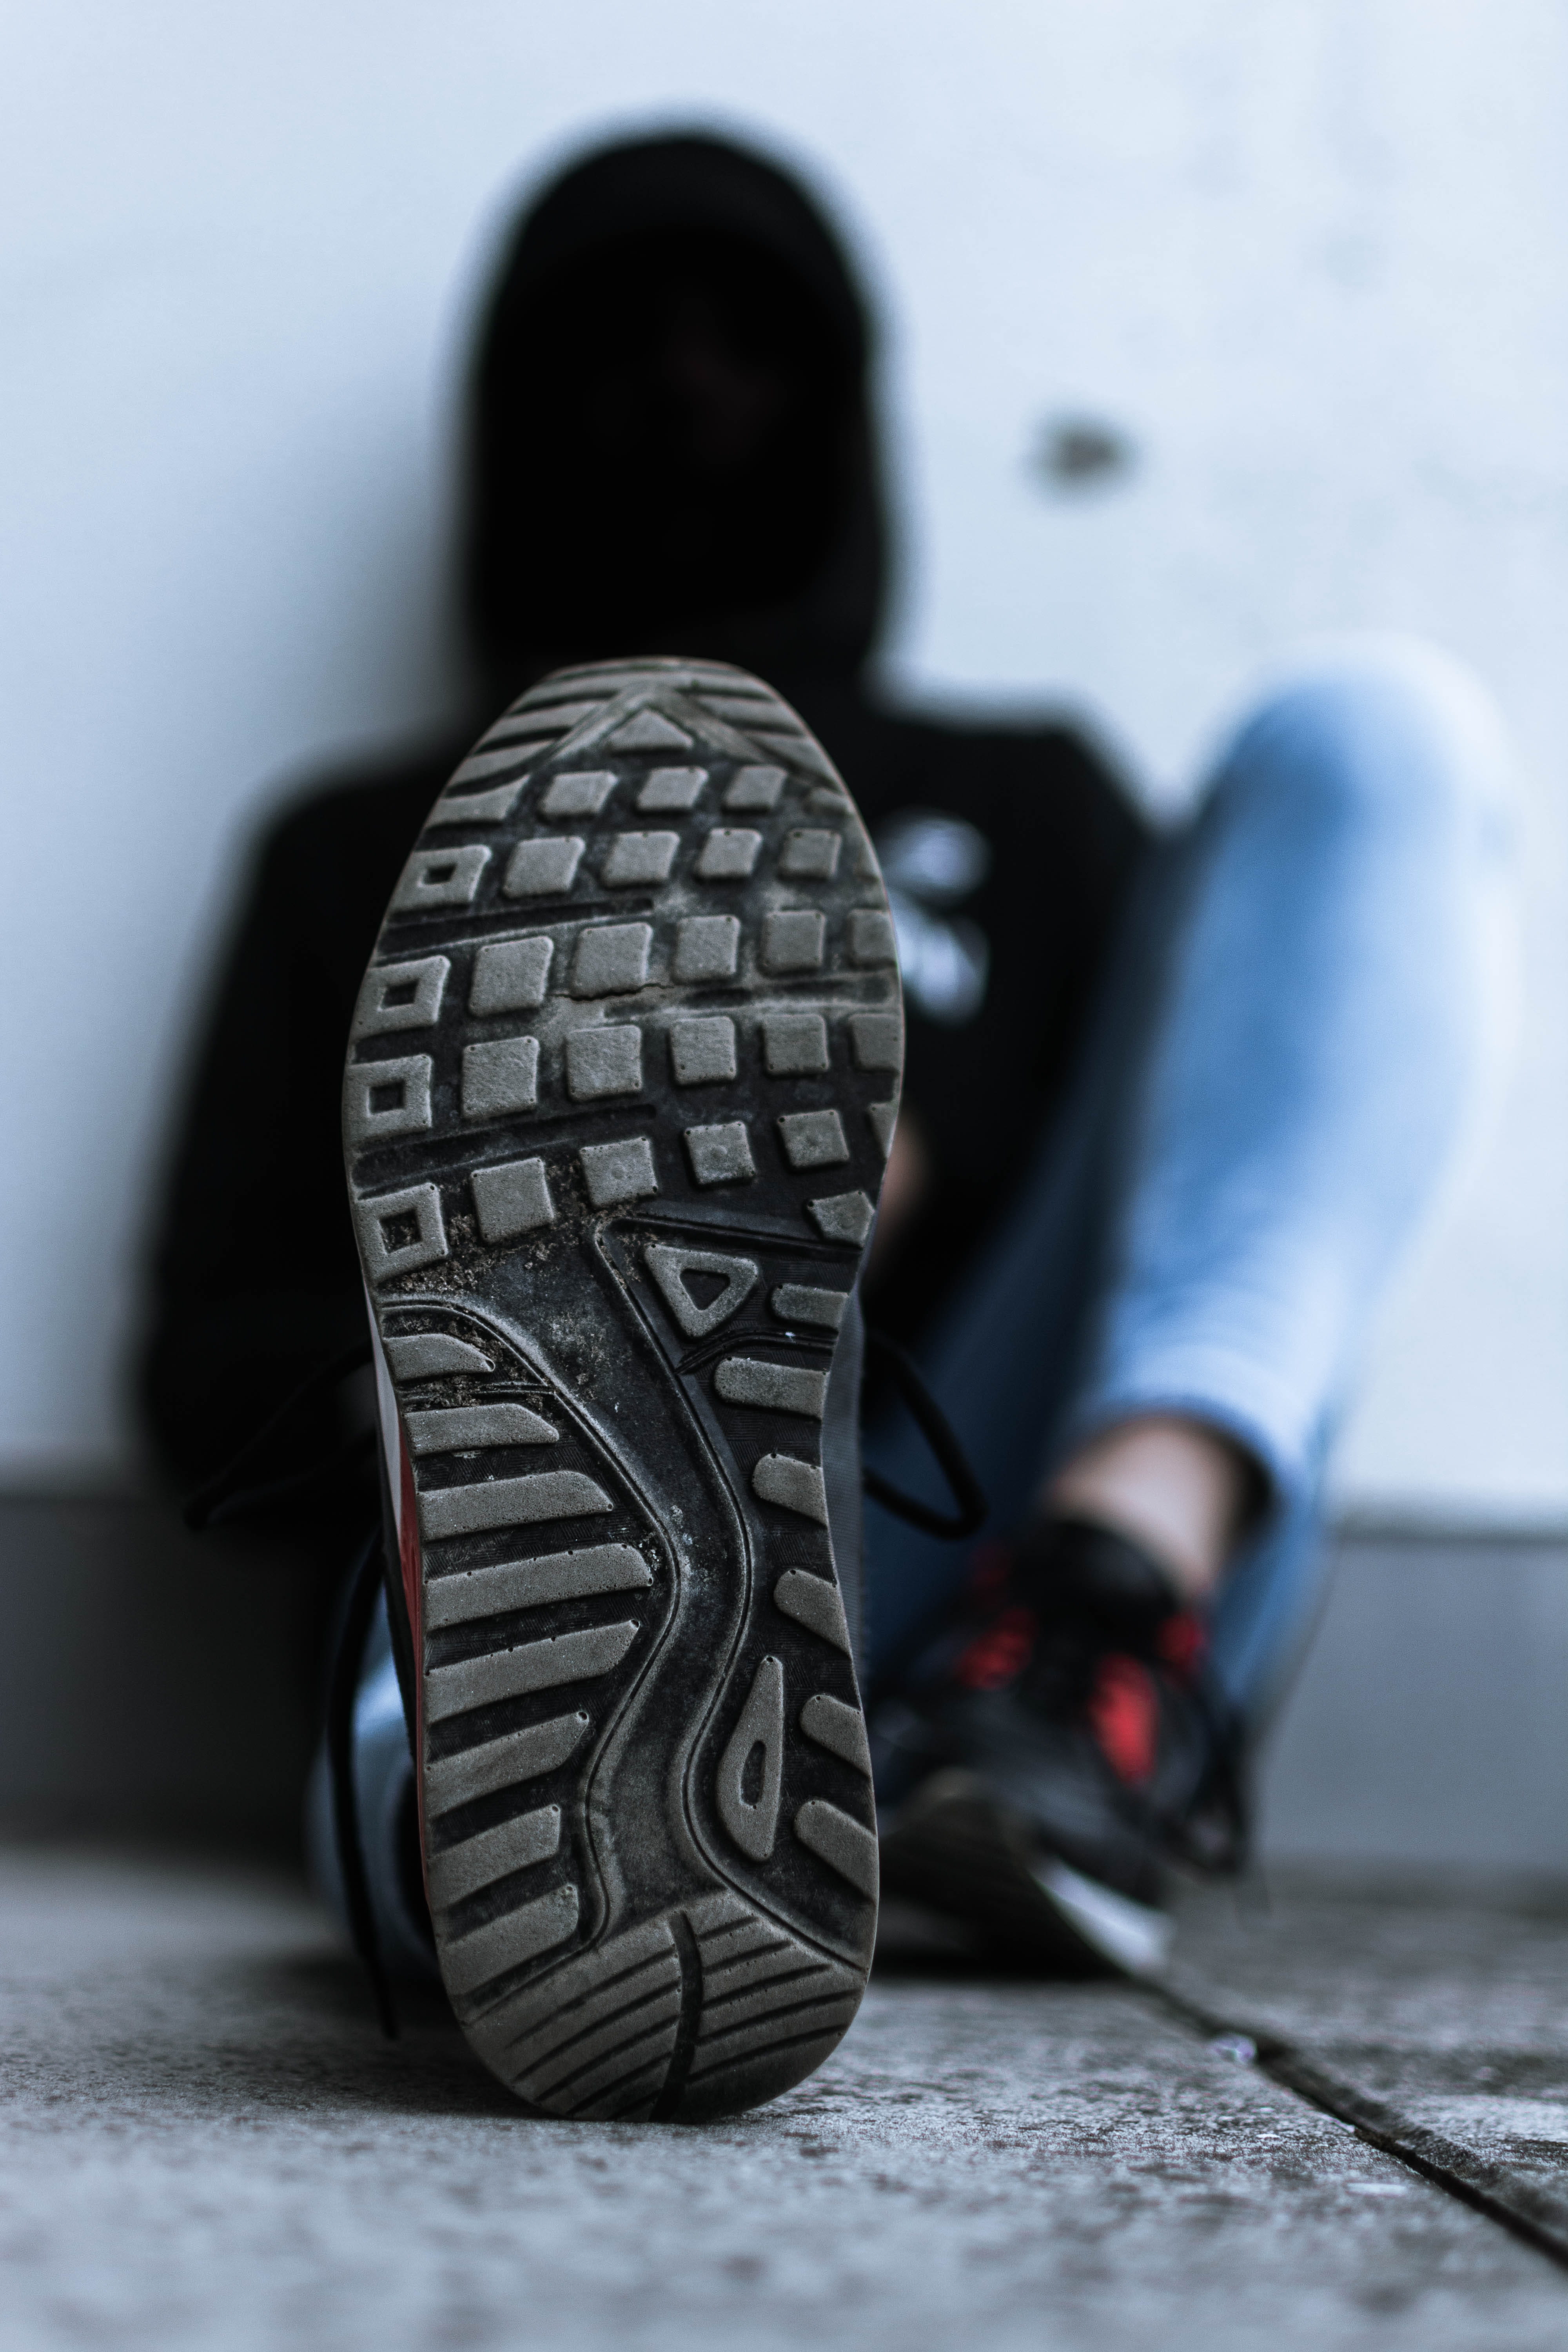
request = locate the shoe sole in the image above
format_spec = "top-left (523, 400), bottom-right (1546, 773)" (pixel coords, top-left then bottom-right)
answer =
top-left (343, 658), bottom-right (899, 2121)
top-left (879, 1772), bottom-right (1172, 1978)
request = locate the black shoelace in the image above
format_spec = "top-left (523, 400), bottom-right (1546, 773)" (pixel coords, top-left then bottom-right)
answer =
top-left (860, 1328), bottom-right (987, 1540)
top-left (1165, 1670), bottom-right (1251, 1880)
top-left (182, 1338), bottom-right (374, 1532)
top-left (183, 1336), bottom-right (398, 2037)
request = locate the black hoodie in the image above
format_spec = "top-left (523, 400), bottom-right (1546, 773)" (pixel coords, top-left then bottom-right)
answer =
top-left (141, 133), bottom-right (1146, 1494)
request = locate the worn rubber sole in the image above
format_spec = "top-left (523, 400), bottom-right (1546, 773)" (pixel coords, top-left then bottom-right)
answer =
top-left (878, 1772), bottom-right (1173, 1979)
top-left (342, 657), bottom-right (900, 2122)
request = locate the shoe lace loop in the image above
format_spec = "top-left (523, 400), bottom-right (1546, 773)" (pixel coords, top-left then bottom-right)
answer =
top-left (861, 1327), bottom-right (987, 1539)
top-left (1163, 1662), bottom-right (1250, 1880)
top-left (182, 1339), bottom-right (374, 1531)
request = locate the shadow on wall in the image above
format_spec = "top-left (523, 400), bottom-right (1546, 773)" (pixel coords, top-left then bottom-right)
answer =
top-left (5, 1504), bottom-right (1568, 1884)
top-left (0, 1494), bottom-right (326, 1857)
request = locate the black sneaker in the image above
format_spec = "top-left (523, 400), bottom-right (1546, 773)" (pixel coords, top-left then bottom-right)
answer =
top-left (873, 1517), bottom-right (1245, 1975)
top-left (342, 658), bottom-right (898, 2120)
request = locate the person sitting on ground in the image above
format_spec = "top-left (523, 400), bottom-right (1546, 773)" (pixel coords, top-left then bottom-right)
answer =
top-left (143, 131), bottom-right (1515, 2002)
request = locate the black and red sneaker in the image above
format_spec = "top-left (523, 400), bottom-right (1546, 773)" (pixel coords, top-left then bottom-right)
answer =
top-left (871, 1517), bottom-right (1246, 1975)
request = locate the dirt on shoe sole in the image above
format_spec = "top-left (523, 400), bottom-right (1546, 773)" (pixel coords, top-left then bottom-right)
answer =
top-left (343, 657), bottom-right (900, 2121)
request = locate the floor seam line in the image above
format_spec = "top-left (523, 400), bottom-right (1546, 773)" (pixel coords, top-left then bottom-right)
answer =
top-left (1143, 1969), bottom-right (1568, 2274)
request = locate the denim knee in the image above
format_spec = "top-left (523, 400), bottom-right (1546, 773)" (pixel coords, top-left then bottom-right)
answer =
top-left (1211, 635), bottom-right (1514, 858)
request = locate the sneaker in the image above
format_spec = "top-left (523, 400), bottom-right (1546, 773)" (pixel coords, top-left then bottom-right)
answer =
top-left (873, 1517), bottom-right (1245, 1976)
top-left (342, 657), bottom-right (898, 2120)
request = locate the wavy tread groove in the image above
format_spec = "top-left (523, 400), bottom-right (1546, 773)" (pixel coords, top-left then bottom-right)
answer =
top-left (348, 656), bottom-right (895, 2122)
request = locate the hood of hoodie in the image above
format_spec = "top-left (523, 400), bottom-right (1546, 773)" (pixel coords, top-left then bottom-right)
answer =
top-left (462, 132), bottom-right (889, 700)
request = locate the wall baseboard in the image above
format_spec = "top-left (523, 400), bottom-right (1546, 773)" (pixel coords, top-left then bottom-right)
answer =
top-left (4, 1494), bottom-right (1566, 1873)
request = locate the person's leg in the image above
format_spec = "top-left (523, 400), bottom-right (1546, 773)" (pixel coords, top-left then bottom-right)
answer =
top-left (1065, 638), bottom-right (1516, 1710)
top-left (865, 638), bottom-right (1517, 1719)
top-left (304, 1588), bottom-right (437, 1982)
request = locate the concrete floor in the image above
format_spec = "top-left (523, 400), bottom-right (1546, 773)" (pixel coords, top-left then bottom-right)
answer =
top-left (7, 1849), bottom-right (1568, 2351)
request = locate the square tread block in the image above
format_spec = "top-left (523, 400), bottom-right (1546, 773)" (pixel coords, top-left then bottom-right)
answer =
top-left (637, 766), bottom-right (707, 812)
top-left (461, 1036), bottom-right (540, 1120)
top-left (778, 1110), bottom-right (849, 1170)
top-left (572, 923), bottom-right (653, 996)
top-left (393, 844), bottom-right (490, 913)
top-left (849, 1012), bottom-right (902, 1071)
top-left (723, 765), bottom-right (785, 811)
top-left (760, 910), bottom-right (826, 973)
top-left (670, 1018), bottom-right (738, 1086)
top-left (541, 771), bottom-right (617, 819)
top-left (673, 916), bottom-right (740, 983)
top-left (685, 1122), bottom-right (757, 1187)
top-left (602, 831), bottom-right (679, 886)
top-left (472, 1156), bottom-right (555, 1242)
top-left (356, 1182), bottom-right (448, 1281)
top-left (566, 1025), bottom-right (644, 1100)
top-left (581, 1137), bottom-right (658, 1206)
top-left (695, 828), bottom-right (762, 881)
top-left (345, 1055), bottom-right (433, 1146)
top-left (354, 955), bottom-right (450, 1039)
top-left (779, 829), bottom-right (841, 880)
top-left (846, 909), bottom-right (897, 966)
top-left (470, 936), bottom-right (553, 1016)
top-left (762, 1013), bottom-right (829, 1075)
top-left (505, 837), bottom-right (584, 899)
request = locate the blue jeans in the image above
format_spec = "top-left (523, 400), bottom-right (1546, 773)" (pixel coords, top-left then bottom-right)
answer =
top-left (863, 639), bottom-right (1517, 1722)
top-left (323, 637), bottom-right (1515, 1955)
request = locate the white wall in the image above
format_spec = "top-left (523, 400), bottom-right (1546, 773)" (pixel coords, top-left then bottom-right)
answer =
top-left (4, 0), bottom-right (1566, 1515)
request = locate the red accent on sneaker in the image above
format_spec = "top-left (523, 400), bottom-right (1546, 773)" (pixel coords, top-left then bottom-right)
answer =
top-left (955, 1604), bottom-right (1038, 1692)
top-left (1088, 1655), bottom-right (1158, 1783)
top-left (1156, 1612), bottom-right (1207, 1677)
top-left (398, 1429), bottom-right (421, 1661)
top-left (397, 1423), bottom-right (428, 1886)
